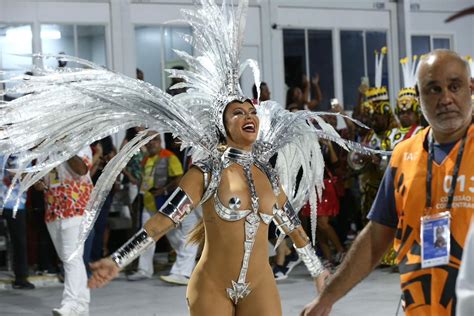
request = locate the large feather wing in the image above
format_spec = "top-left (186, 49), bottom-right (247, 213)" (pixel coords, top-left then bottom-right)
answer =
top-left (0, 55), bottom-right (211, 256)
top-left (255, 101), bottom-right (389, 243)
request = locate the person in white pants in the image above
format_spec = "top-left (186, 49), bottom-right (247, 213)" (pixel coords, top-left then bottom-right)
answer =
top-left (47, 216), bottom-right (90, 315)
top-left (128, 135), bottom-right (194, 283)
top-left (39, 147), bottom-right (93, 316)
top-left (161, 206), bottom-right (202, 285)
top-left (128, 206), bottom-right (201, 284)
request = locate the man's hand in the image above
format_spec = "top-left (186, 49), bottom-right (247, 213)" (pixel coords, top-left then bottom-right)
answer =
top-left (331, 103), bottom-right (344, 113)
top-left (149, 187), bottom-right (166, 197)
top-left (301, 222), bottom-right (396, 316)
top-left (88, 257), bottom-right (120, 289)
top-left (312, 73), bottom-right (320, 86)
top-left (300, 297), bottom-right (332, 316)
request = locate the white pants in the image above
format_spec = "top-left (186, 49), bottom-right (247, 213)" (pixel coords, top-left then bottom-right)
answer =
top-left (128, 183), bottom-right (139, 203)
top-left (47, 216), bottom-right (90, 310)
top-left (137, 207), bottom-right (201, 277)
top-left (119, 183), bottom-right (139, 219)
top-left (168, 207), bottom-right (201, 277)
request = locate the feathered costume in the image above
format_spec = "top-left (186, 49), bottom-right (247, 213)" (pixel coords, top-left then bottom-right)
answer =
top-left (0, 0), bottom-right (386, 304)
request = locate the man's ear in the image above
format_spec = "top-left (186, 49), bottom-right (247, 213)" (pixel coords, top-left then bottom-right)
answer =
top-left (470, 77), bottom-right (474, 94)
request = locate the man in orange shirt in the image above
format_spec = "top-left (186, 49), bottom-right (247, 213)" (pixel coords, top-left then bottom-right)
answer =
top-left (302, 50), bottom-right (474, 316)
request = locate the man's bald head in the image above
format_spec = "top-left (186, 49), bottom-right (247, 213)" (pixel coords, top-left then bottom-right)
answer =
top-left (417, 49), bottom-right (471, 84)
top-left (415, 49), bottom-right (473, 143)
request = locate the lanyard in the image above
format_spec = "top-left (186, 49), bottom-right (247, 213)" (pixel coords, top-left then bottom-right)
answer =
top-left (403, 124), bottom-right (419, 141)
top-left (425, 130), bottom-right (468, 212)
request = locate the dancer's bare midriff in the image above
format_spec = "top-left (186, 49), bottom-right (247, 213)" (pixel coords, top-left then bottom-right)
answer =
top-left (186, 164), bottom-right (283, 316)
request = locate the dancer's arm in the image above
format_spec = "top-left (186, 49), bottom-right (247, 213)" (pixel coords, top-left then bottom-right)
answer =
top-left (88, 167), bottom-right (204, 288)
top-left (300, 221), bottom-right (395, 316)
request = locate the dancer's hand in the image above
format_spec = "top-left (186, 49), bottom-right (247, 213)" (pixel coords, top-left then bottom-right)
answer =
top-left (300, 297), bottom-right (332, 316)
top-left (300, 269), bottom-right (333, 315)
top-left (88, 257), bottom-right (120, 289)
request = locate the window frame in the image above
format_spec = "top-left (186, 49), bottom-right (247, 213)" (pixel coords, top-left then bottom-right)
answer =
top-left (411, 33), bottom-right (453, 53)
top-left (39, 23), bottom-right (109, 68)
top-left (282, 26), bottom-right (391, 111)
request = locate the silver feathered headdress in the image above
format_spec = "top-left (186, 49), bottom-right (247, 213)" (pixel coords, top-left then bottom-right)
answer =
top-left (167, 0), bottom-right (260, 139)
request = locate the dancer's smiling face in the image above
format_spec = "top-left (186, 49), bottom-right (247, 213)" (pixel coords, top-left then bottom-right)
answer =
top-left (223, 100), bottom-right (259, 151)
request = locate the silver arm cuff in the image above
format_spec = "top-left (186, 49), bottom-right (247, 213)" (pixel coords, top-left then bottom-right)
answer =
top-left (110, 228), bottom-right (154, 269)
top-left (273, 200), bottom-right (301, 234)
top-left (294, 243), bottom-right (325, 278)
top-left (158, 187), bottom-right (193, 226)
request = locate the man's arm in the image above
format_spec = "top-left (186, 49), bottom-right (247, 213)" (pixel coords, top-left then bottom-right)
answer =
top-left (67, 155), bottom-right (88, 176)
top-left (332, 103), bottom-right (356, 140)
top-left (307, 74), bottom-right (322, 110)
top-left (122, 168), bottom-right (139, 185)
top-left (150, 175), bottom-right (182, 197)
top-left (301, 221), bottom-right (395, 316)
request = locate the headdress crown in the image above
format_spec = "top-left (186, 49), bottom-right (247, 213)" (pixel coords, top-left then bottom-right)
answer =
top-left (365, 47), bottom-right (389, 102)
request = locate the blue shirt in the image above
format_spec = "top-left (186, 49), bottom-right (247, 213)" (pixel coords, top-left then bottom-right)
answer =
top-left (368, 141), bottom-right (457, 228)
top-left (0, 156), bottom-right (27, 210)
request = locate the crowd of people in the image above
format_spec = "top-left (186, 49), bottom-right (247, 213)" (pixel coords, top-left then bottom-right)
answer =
top-left (2, 47), bottom-right (470, 314)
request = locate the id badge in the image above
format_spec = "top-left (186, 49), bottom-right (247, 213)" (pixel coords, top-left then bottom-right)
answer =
top-left (420, 211), bottom-right (451, 268)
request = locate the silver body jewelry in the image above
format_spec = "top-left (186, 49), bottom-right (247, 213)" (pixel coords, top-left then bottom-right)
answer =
top-left (110, 228), bottom-right (154, 269)
top-left (294, 243), bottom-right (325, 278)
top-left (223, 148), bottom-right (261, 304)
top-left (273, 200), bottom-right (301, 234)
top-left (215, 194), bottom-right (251, 221)
top-left (158, 187), bottom-right (194, 226)
top-left (272, 200), bottom-right (302, 248)
top-left (228, 197), bottom-right (241, 210)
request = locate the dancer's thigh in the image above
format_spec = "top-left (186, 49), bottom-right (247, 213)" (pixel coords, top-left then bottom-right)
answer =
top-left (187, 282), bottom-right (234, 316)
top-left (235, 277), bottom-right (282, 316)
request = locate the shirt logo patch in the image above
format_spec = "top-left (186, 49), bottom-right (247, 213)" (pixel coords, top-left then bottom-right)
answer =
top-left (404, 152), bottom-right (416, 160)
